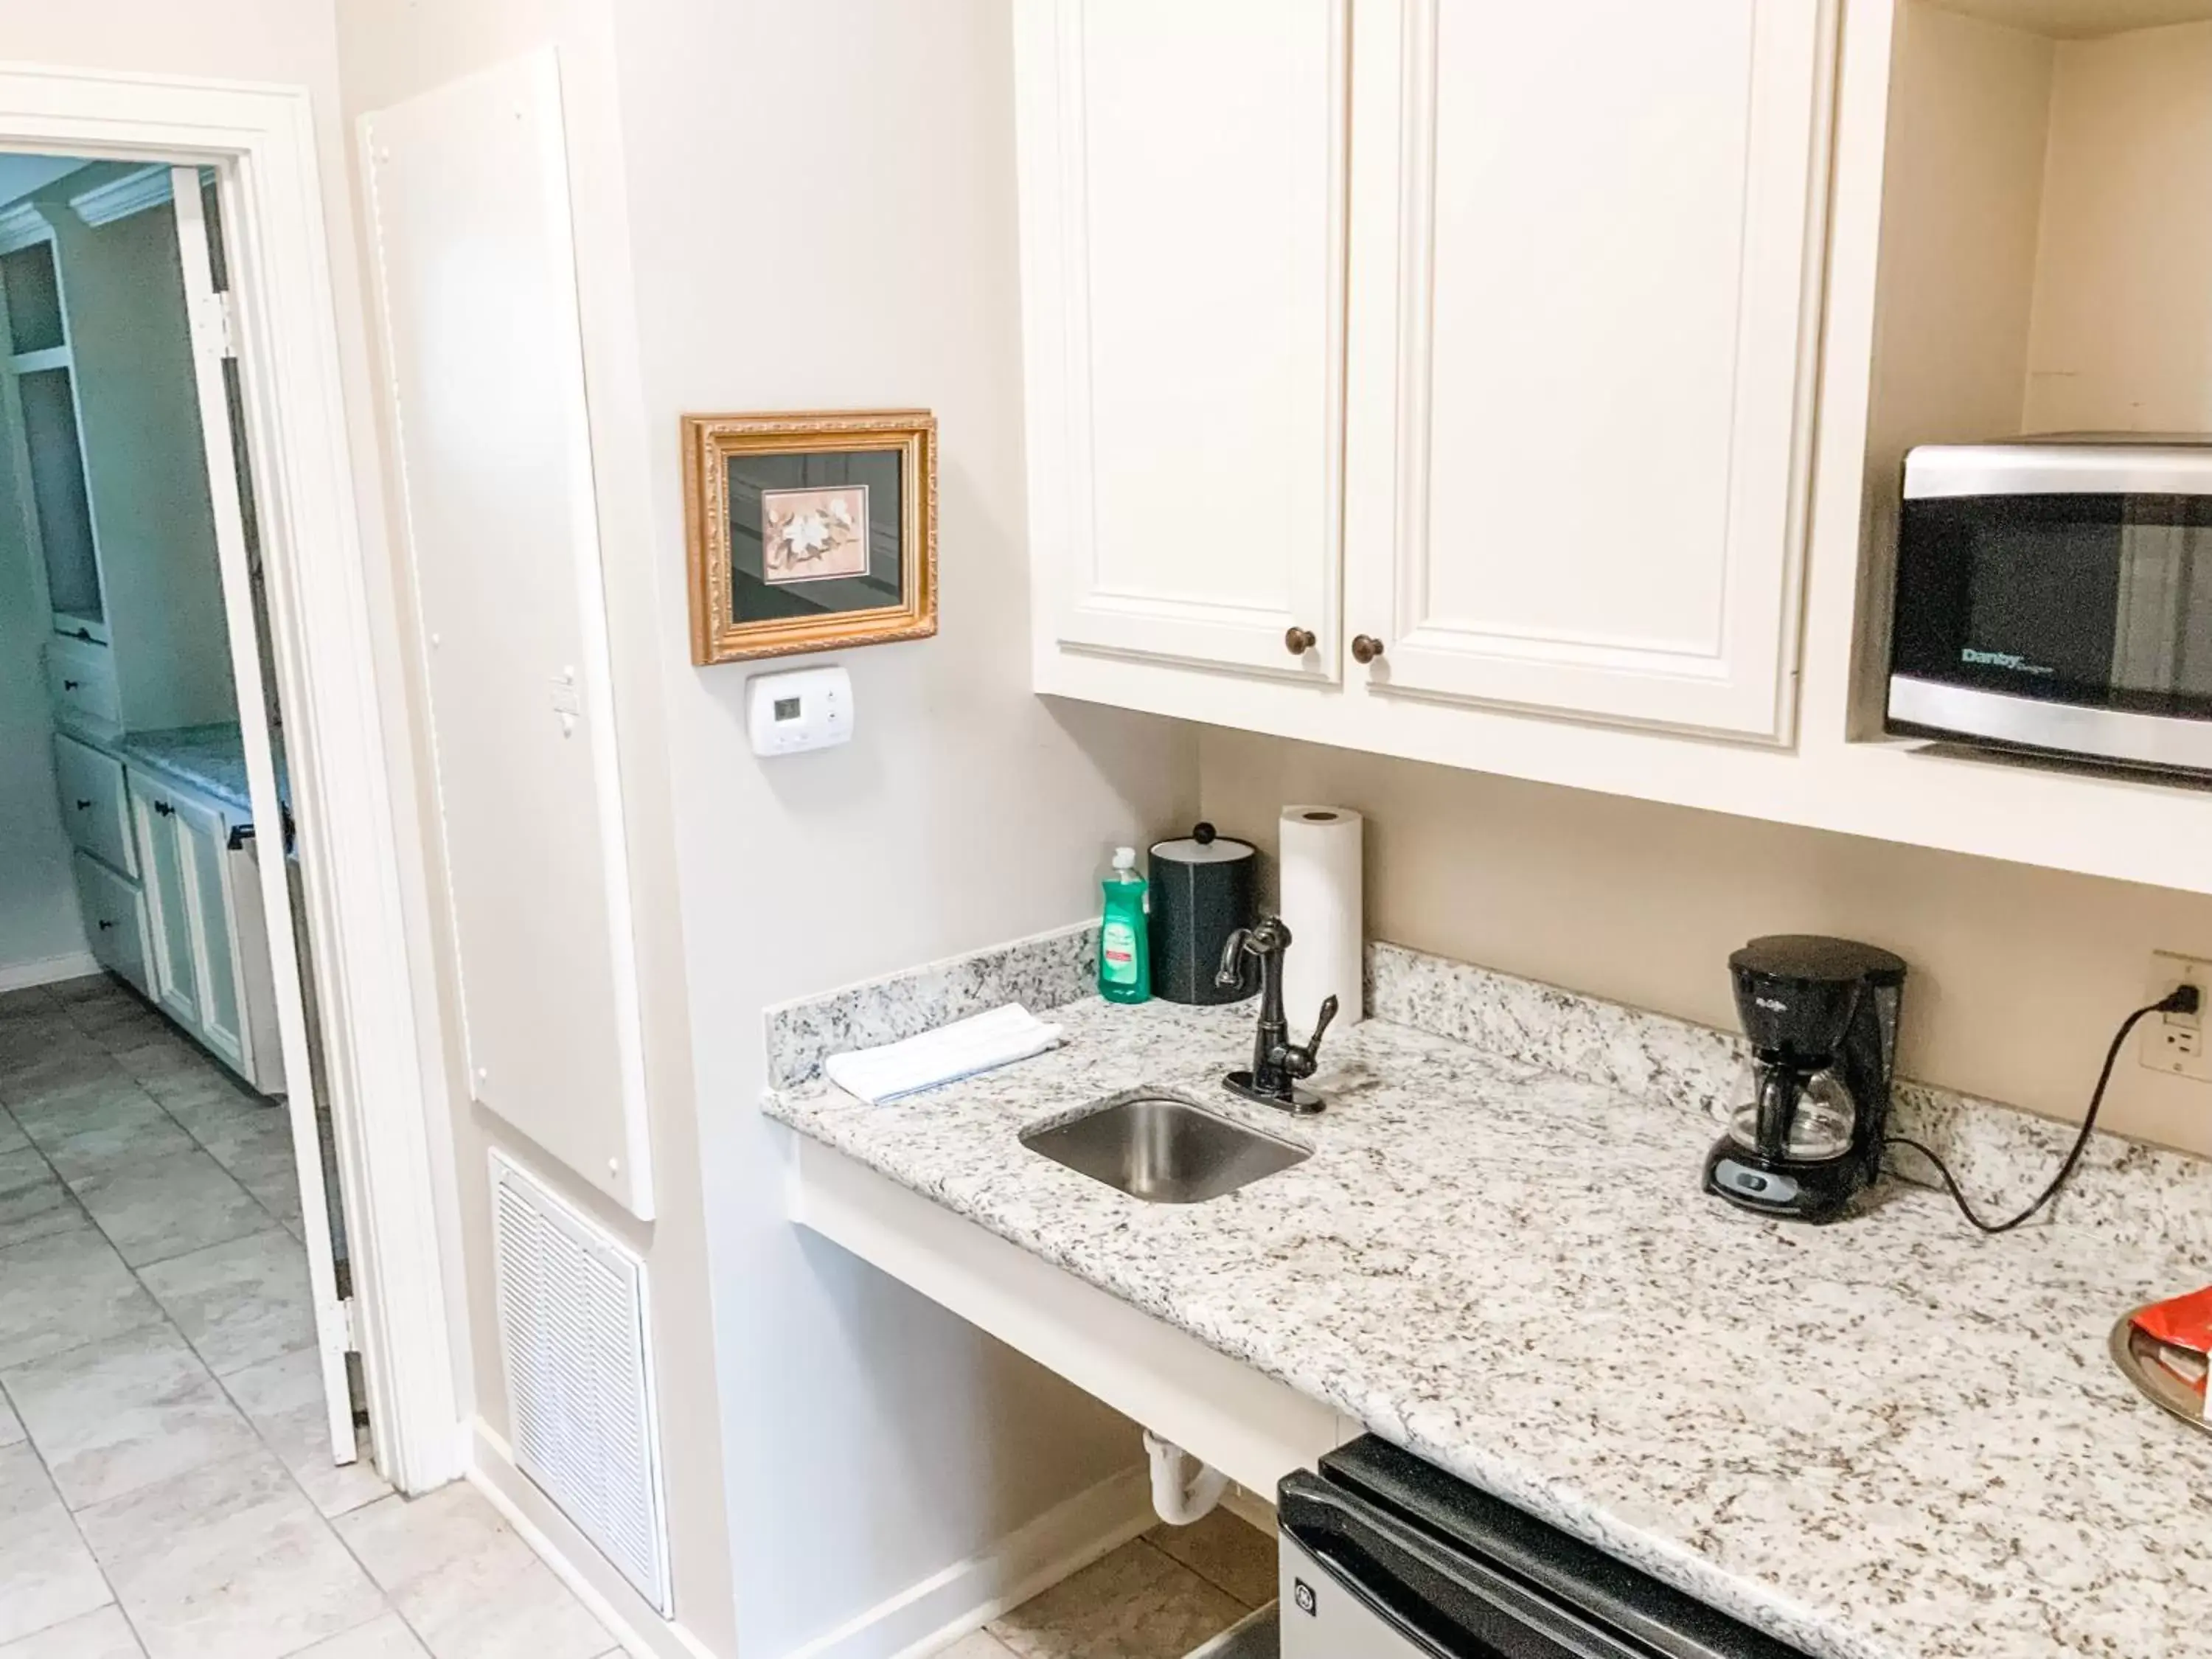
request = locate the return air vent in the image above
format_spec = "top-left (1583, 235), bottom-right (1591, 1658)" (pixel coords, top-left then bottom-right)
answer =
top-left (490, 1150), bottom-right (671, 1614)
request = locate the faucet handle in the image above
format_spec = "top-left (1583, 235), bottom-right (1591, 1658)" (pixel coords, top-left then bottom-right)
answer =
top-left (1214, 927), bottom-right (1252, 990)
top-left (1280, 994), bottom-right (1339, 1080)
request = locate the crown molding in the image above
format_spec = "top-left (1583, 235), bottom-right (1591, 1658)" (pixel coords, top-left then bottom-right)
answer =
top-left (69, 162), bottom-right (170, 226)
top-left (0, 200), bottom-right (49, 254)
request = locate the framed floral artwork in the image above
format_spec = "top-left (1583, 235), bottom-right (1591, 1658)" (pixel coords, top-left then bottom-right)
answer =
top-left (683, 410), bottom-right (937, 663)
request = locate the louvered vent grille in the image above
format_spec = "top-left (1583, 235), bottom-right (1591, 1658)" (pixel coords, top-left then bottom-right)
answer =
top-left (491, 1151), bottom-right (671, 1615)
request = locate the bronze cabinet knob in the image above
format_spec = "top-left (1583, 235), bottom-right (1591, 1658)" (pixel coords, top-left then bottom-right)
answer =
top-left (1351, 633), bottom-right (1385, 665)
top-left (1284, 626), bottom-right (1317, 656)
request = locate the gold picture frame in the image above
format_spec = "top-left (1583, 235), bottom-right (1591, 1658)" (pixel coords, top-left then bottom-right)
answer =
top-left (683, 409), bottom-right (938, 664)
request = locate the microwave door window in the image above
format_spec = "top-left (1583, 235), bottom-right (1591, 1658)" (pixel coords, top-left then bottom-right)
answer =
top-left (1895, 493), bottom-right (2212, 720)
top-left (2113, 512), bottom-right (2212, 704)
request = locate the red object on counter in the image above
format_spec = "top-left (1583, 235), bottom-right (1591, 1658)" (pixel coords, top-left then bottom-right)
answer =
top-left (2133, 1286), bottom-right (2212, 1398)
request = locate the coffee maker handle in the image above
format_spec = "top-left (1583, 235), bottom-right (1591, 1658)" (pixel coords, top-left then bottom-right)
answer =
top-left (1755, 1070), bottom-right (1795, 1161)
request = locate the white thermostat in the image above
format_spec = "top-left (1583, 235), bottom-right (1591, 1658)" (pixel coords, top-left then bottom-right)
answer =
top-left (745, 664), bottom-right (853, 756)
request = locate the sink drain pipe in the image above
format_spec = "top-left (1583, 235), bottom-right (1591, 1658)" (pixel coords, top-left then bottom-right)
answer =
top-left (1144, 1429), bottom-right (1229, 1526)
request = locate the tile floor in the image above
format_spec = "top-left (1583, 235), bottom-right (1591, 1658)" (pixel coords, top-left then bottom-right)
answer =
top-left (941, 1509), bottom-right (1277, 1659)
top-left (0, 975), bottom-right (619, 1659)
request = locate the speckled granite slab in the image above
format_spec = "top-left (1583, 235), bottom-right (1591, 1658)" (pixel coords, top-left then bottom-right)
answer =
top-left (117, 723), bottom-right (288, 823)
top-left (1367, 941), bottom-right (2212, 1262)
top-left (763, 922), bottom-right (1094, 1090)
top-left (764, 932), bottom-right (2212, 1659)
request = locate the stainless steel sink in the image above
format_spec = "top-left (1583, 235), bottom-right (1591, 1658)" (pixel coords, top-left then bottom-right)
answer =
top-left (1020, 1089), bottom-right (1310, 1203)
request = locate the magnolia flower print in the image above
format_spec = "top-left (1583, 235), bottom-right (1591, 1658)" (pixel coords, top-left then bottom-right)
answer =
top-left (760, 485), bottom-right (869, 581)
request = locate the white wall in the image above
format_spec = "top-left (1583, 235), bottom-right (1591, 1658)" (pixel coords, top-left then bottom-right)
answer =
top-left (0, 455), bottom-right (86, 985)
top-left (609, 1), bottom-right (1197, 1651)
top-left (1201, 728), bottom-right (2212, 1158)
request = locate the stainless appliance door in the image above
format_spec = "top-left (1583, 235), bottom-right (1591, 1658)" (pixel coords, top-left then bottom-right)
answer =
top-left (1280, 1528), bottom-right (1439, 1658)
top-left (1279, 1478), bottom-right (1653, 1659)
top-left (1280, 1441), bottom-right (1808, 1659)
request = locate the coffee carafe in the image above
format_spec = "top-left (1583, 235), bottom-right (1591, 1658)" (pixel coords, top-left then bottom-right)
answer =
top-left (1703, 936), bottom-right (1907, 1222)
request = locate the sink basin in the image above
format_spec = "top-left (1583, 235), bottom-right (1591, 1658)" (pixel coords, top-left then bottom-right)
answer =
top-left (1020, 1089), bottom-right (1310, 1203)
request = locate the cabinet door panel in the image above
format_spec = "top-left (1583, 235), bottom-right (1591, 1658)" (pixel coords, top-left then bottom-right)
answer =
top-left (130, 776), bottom-right (198, 1029)
top-left (51, 732), bottom-right (133, 877)
top-left (1346, 0), bottom-right (1833, 737)
top-left (72, 850), bottom-right (147, 998)
top-left (172, 792), bottom-right (248, 1075)
top-left (1019, 0), bottom-right (1348, 678)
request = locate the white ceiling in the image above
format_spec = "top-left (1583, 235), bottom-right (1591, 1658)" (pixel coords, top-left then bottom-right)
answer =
top-left (0, 154), bottom-right (89, 211)
top-left (1930, 0), bottom-right (2212, 38)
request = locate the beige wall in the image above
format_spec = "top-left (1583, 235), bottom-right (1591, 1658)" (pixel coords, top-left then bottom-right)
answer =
top-left (341, 0), bottom-right (1197, 1653)
top-left (608, 1), bottom-right (1196, 1650)
top-left (333, 1), bottom-right (740, 1652)
top-left (1202, 728), bottom-right (2212, 1157)
top-left (2024, 19), bottom-right (2212, 431)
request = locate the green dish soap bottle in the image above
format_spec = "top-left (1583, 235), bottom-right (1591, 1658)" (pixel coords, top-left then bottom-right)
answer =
top-left (1099, 846), bottom-right (1151, 1004)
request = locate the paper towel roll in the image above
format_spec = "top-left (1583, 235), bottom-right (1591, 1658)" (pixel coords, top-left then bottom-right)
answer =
top-left (1278, 805), bottom-right (1363, 1038)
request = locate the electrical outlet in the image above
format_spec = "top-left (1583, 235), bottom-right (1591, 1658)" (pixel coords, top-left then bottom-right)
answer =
top-left (2144, 951), bottom-right (2212, 1083)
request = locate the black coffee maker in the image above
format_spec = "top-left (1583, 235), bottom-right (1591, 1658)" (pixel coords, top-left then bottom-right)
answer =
top-left (1703, 936), bottom-right (1907, 1222)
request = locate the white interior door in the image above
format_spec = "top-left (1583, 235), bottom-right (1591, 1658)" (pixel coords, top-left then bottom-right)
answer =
top-left (172, 167), bottom-right (357, 1465)
top-left (360, 55), bottom-right (655, 1220)
top-left (1343, 0), bottom-right (1834, 740)
top-left (1016, 0), bottom-right (1350, 680)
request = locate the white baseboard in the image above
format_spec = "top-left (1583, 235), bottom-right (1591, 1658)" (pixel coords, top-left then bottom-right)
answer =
top-left (0, 951), bottom-right (100, 994)
top-left (786, 1464), bottom-right (1156, 1659)
top-left (474, 1415), bottom-right (1153, 1659)
top-left (470, 1419), bottom-right (718, 1659)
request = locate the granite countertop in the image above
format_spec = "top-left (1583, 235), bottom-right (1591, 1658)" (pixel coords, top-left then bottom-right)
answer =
top-left (762, 989), bottom-right (2212, 1659)
top-left (118, 723), bottom-right (288, 825)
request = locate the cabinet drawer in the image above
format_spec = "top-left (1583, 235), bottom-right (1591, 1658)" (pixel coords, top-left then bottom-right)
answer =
top-left (72, 849), bottom-right (149, 998)
top-left (44, 635), bottom-right (120, 735)
top-left (51, 733), bottom-right (134, 877)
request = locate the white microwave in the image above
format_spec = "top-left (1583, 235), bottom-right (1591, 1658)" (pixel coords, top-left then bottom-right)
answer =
top-left (1888, 437), bottom-right (2212, 778)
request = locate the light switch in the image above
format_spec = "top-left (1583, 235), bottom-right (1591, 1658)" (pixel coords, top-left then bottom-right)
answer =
top-left (746, 664), bottom-right (853, 756)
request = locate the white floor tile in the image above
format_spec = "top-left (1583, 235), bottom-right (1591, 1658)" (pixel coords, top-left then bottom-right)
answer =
top-left (0, 1228), bottom-right (164, 1371)
top-left (0, 1052), bottom-right (125, 1117)
top-left (0, 1384), bottom-right (20, 1449)
top-left (2, 1326), bottom-right (262, 1512)
top-left (13, 1090), bottom-right (195, 1186)
top-left (105, 1043), bottom-right (223, 1093)
top-left (223, 1350), bottom-right (389, 1519)
top-left (934, 1634), bottom-right (1019, 1657)
top-left (164, 1092), bottom-right (285, 1168)
top-left (0, 1115), bottom-right (27, 1158)
top-left (987, 1539), bottom-right (1244, 1659)
top-left (0, 1604), bottom-right (144, 1657)
top-left (72, 1152), bottom-right (276, 1269)
top-left (137, 1231), bottom-right (314, 1379)
top-left (0, 1152), bottom-right (80, 1254)
top-left (79, 1448), bottom-right (383, 1659)
top-left (0, 1441), bottom-right (113, 1644)
top-left (291, 1613), bottom-right (429, 1657)
top-left (44, 975), bottom-right (123, 1004)
top-left (335, 1486), bottom-right (611, 1659)
top-left (0, 1018), bottom-right (98, 1076)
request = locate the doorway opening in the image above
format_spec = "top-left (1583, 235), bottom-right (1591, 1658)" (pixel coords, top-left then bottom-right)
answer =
top-left (0, 144), bottom-right (376, 1495)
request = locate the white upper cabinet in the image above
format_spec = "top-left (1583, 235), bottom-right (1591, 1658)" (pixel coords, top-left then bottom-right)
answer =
top-left (1015, 0), bottom-right (1349, 680)
top-left (1342, 0), bottom-right (1834, 740)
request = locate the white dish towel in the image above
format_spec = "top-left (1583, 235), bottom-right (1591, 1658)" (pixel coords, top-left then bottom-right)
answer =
top-left (824, 1004), bottom-right (1065, 1105)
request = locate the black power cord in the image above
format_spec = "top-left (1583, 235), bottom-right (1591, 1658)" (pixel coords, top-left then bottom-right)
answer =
top-left (1885, 984), bottom-right (2202, 1235)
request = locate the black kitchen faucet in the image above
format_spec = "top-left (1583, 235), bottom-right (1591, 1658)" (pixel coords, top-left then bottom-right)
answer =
top-left (1215, 915), bottom-right (1336, 1115)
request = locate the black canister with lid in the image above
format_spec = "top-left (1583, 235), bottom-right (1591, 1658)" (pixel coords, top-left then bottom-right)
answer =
top-left (1148, 823), bottom-right (1258, 1005)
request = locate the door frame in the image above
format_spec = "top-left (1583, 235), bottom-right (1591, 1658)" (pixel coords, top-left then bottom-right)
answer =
top-left (0, 63), bottom-right (462, 1490)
